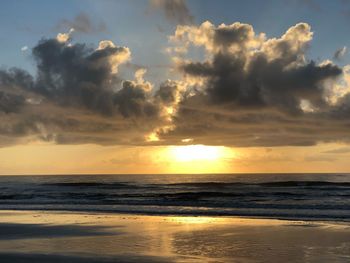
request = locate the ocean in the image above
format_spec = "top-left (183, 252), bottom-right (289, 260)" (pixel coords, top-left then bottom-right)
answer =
top-left (0, 173), bottom-right (349, 221)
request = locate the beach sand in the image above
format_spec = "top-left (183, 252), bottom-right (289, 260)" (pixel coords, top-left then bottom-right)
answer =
top-left (0, 210), bottom-right (349, 262)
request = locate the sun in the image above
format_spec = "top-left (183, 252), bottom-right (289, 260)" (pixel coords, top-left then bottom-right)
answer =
top-left (169, 145), bottom-right (224, 162)
top-left (164, 144), bottom-right (237, 173)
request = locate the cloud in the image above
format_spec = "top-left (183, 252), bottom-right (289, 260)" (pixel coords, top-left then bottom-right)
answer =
top-left (114, 70), bottom-right (158, 118)
top-left (322, 147), bottom-right (350, 154)
top-left (31, 36), bottom-right (132, 115)
top-left (170, 22), bottom-right (341, 114)
top-left (0, 91), bottom-right (25, 113)
top-left (0, 33), bottom-right (185, 146)
top-left (150, 0), bottom-right (194, 25)
top-left (20, 46), bottom-right (28, 52)
top-left (304, 155), bottom-right (336, 162)
top-left (56, 28), bottom-right (74, 43)
top-left (333, 46), bottom-right (347, 60)
top-left (2, 22), bottom-right (350, 148)
top-left (55, 12), bottom-right (106, 34)
top-left (159, 21), bottom-right (350, 147)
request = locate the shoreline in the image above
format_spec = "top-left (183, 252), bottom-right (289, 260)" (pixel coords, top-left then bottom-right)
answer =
top-left (2, 208), bottom-right (349, 223)
top-left (0, 210), bottom-right (349, 262)
top-left (0, 207), bottom-right (348, 223)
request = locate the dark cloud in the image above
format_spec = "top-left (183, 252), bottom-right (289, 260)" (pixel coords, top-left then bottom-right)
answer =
top-left (327, 93), bottom-right (350, 119)
top-left (159, 21), bottom-right (350, 147)
top-left (0, 68), bottom-right (34, 113)
top-left (156, 80), bottom-right (180, 104)
top-left (158, 103), bottom-right (350, 147)
top-left (55, 12), bottom-right (106, 34)
top-left (213, 23), bottom-right (255, 47)
top-left (150, 0), bottom-right (194, 25)
top-left (0, 91), bottom-right (25, 113)
top-left (30, 38), bottom-right (132, 116)
top-left (0, 36), bottom-right (175, 146)
top-left (114, 80), bottom-right (159, 118)
top-left (1, 21), bottom-right (350, 148)
top-left (0, 68), bottom-right (34, 90)
top-left (322, 147), bottom-right (350, 154)
top-left (177, 23), bottom-right (342, 115)
top-left (333, 46), bottom-right (347, 60)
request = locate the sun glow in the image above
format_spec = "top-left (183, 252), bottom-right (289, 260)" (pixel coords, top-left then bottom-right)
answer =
top-left (166, 145), bottom-right (236, 173)
top-left (170, 145), bottom-right (223, 162)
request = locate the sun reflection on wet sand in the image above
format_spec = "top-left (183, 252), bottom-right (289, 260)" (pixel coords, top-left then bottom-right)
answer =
top-left (0, 211), bottom-right (349, 262)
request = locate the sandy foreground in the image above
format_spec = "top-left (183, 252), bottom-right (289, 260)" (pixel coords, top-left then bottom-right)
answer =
top-left (0, 210), bottom-right (349, 262)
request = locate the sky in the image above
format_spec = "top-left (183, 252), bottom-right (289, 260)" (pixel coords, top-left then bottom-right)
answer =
top-left (1, 0), bottom-right (350, 174)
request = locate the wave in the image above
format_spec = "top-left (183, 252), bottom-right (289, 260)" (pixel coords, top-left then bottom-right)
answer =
top-left (171, 181), bottom-right (350, 187)
top-left (259, 181), bottom-right (350, 187)
top-left (43, 182), bottom-right (134, 188)
top-left (0, 175), bottom-right (349, 221)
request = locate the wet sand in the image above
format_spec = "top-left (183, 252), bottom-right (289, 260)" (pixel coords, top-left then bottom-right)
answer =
top-left (0, 210), bottom-right (349, 262)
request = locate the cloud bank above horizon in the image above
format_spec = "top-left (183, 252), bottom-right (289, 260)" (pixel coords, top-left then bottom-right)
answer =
top-left (1, 10), bottom-right (350, 149)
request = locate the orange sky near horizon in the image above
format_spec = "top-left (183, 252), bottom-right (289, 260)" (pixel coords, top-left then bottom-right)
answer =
top-left (0, 142), bottom-right (349, 175)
